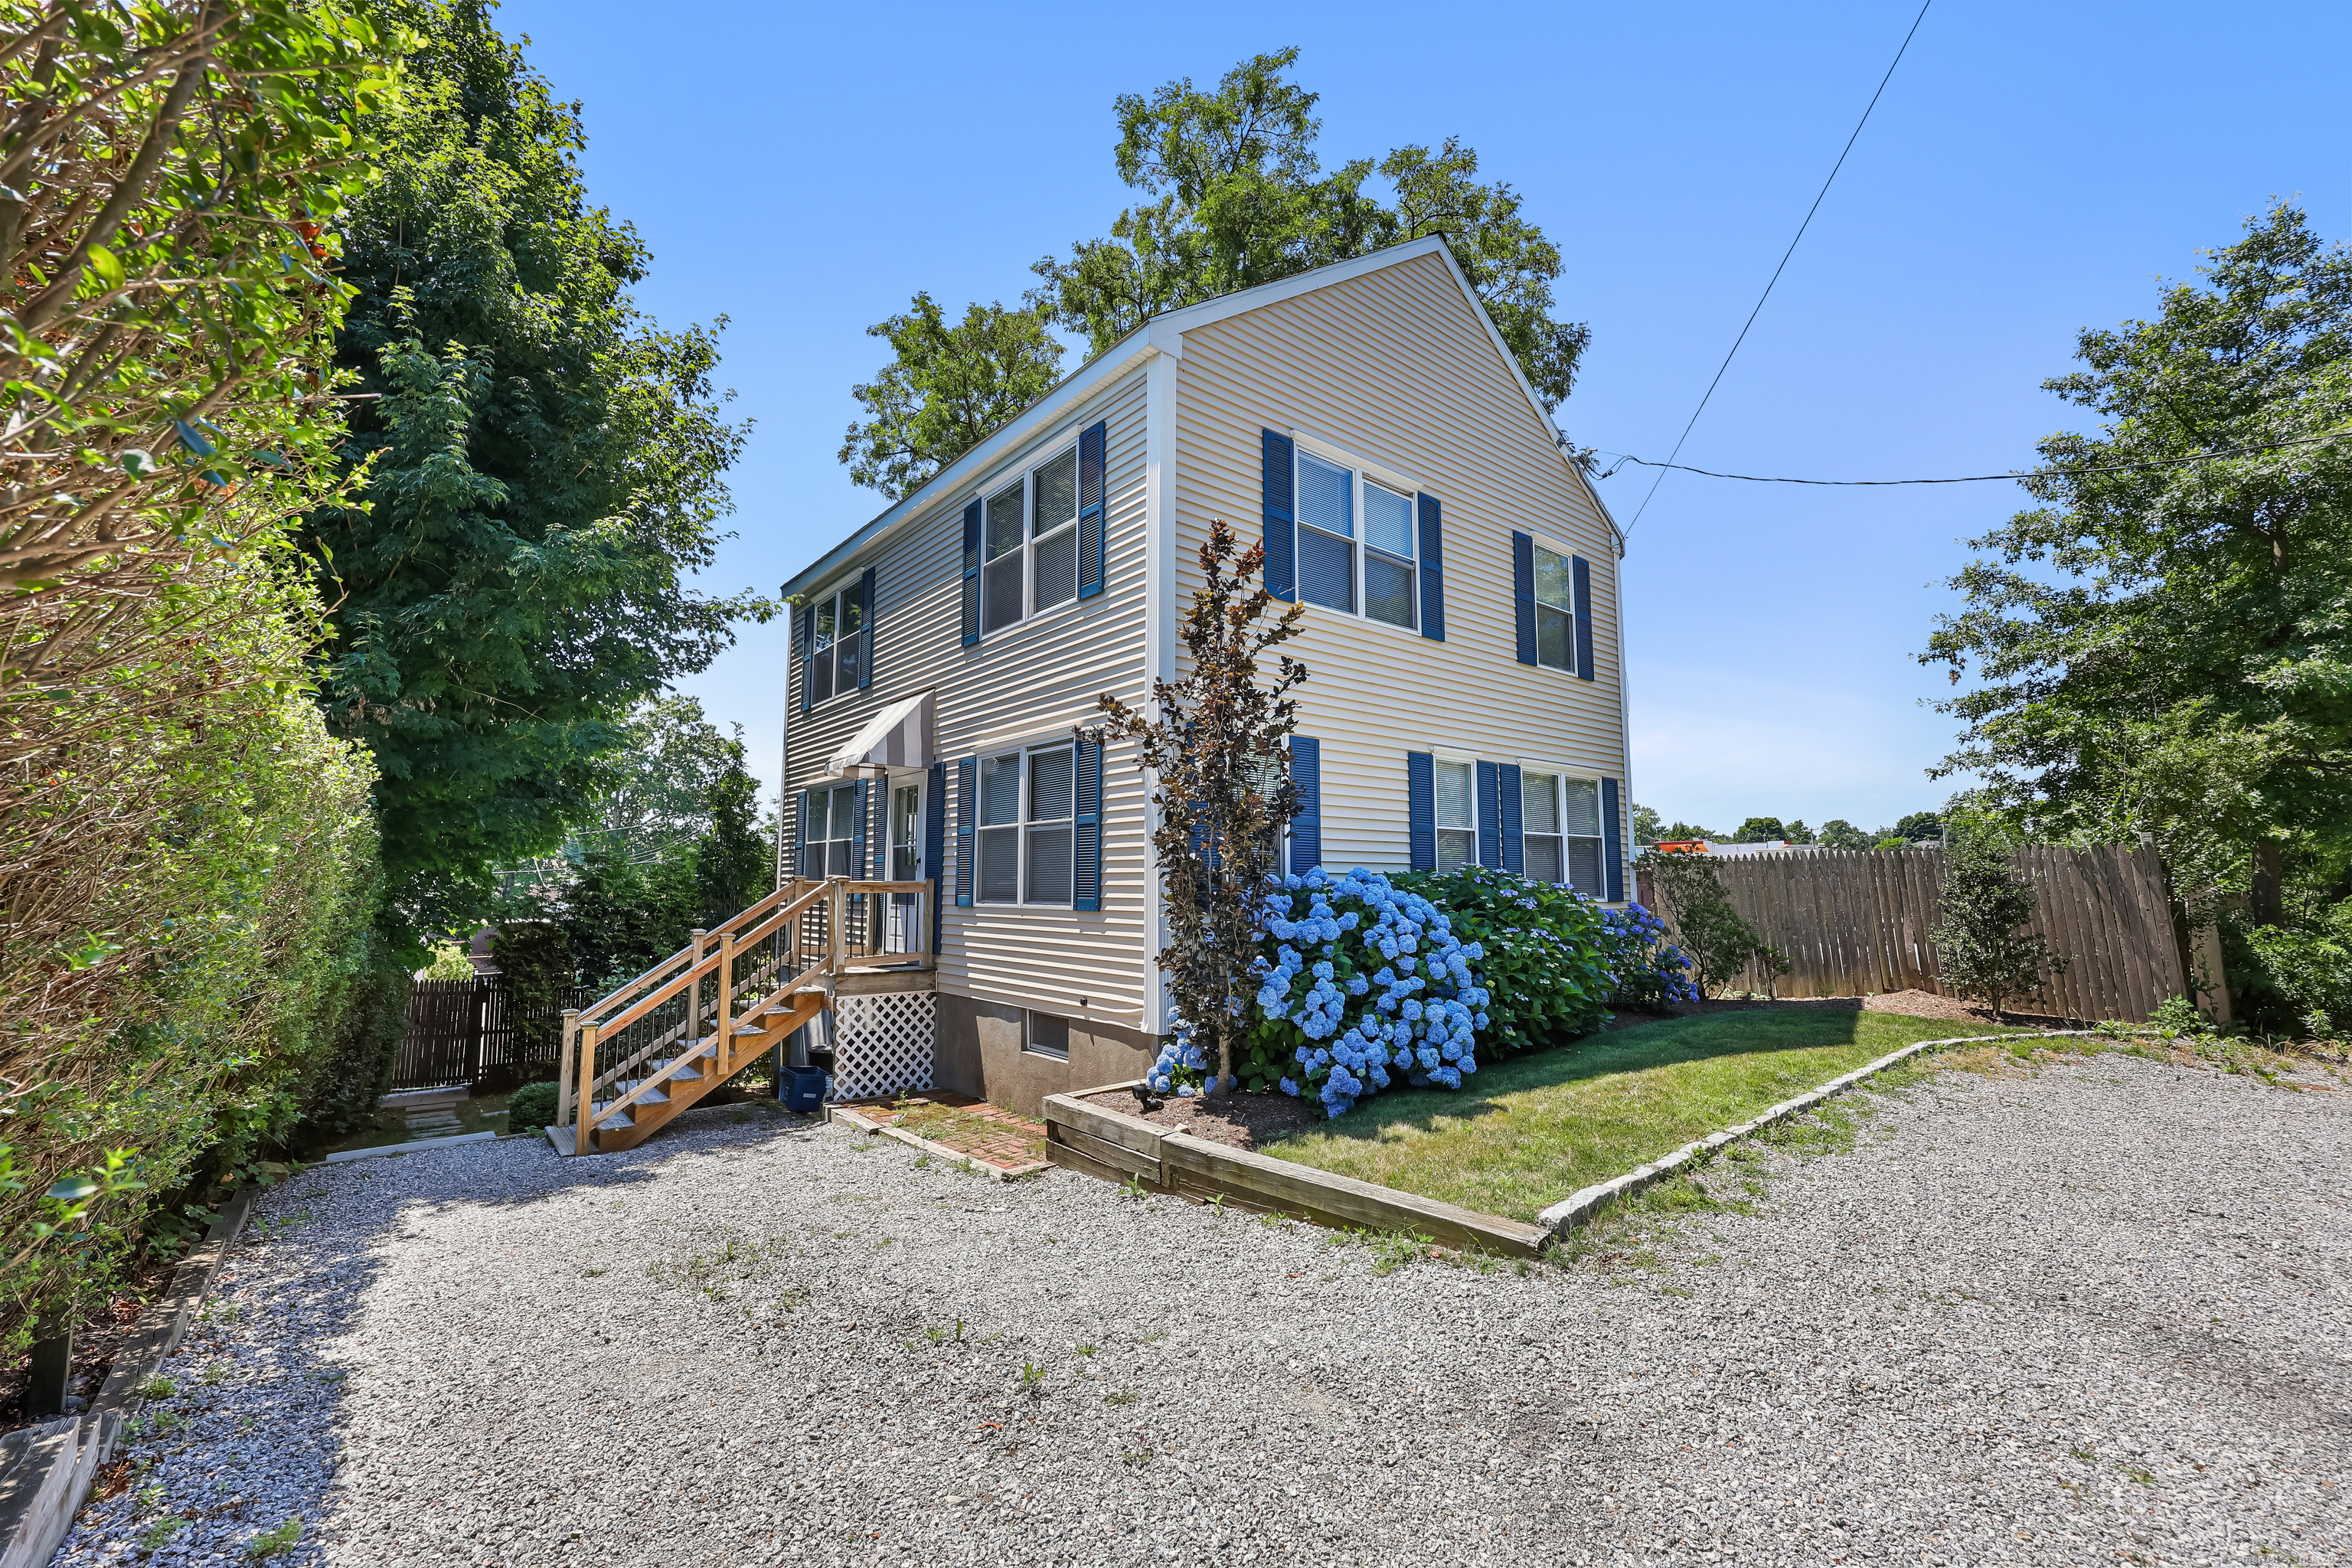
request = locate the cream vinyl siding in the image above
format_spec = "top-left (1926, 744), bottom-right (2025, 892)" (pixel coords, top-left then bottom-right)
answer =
top-left (786, 368), bottom-right (1155, 1027)
top-left (1171, 250), bottom-right (1630, 883)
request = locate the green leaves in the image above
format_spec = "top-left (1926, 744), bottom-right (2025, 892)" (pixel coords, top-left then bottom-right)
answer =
top-left (839, 295), bottom-right (1064, 498)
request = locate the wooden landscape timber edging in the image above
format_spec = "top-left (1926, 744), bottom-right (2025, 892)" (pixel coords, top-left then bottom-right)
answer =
top-left (1041, 1083), bottom-right (1551, 1259)
top-left (0, 1187), bottom-right (258, 1568)
top-left (1638, 844), bottom-right (2196, 1022)
top-left (1534, 1031), bottom-right (2103, 1235)
top-left (826, 1103), bottom-right (1047, 1181)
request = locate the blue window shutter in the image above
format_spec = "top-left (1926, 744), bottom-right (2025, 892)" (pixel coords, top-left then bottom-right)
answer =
top-left (1572, 554), bottom-right (1596, 681)
top-left (1073, 733), bottom-right (1103, 911)
top-left (960, 501), bottom-right (982, 647)
top-left (1406, 751), bottom-right (1435, 871)
top-left (1602, 777), bottom-right (1625, 902)
top-left (795, 790), bottom-right (812, 880)
top-left (925, 761), bottom-right (946, 951)
top-left (1416, 494), bottom-right (1445, 641)
top-left (1261, 430), bottom-right (1295, 601)
top-left (954, 756), bottom-right (976, 906)
top-left (1077, 420), bottom-right (1108, 599)
top-left (1475, 760), bottom-right (1503, 870)
top-left (1511, 532), bottom-right (1537, 665)
top-left (1498, 763), bottom-right (1523, 876)
top-left (799, 602), bottom-right (815, 712)
top-left (849, 779), bottom-right (868, 879)
top-left (1288, 736), bottom-right (1321, 874)
top-left (858, 566), bottom-right (877, 688)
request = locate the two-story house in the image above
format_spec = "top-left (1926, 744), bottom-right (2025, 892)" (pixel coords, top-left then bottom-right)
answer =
top-left (780, 237), bottom-right (1630, 1116)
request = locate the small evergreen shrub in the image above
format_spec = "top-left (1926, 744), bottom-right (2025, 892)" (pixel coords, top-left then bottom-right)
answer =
top-left (506, 1081), bottom-right (560, 1134)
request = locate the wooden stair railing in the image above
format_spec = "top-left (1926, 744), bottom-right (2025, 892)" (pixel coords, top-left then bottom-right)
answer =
top-left (550, 877), bottom-right (935, 1155)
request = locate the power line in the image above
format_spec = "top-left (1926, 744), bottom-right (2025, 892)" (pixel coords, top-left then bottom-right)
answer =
top-left (1622, 0), bottom-right (1935, 536)
top-left (1595, 430), bottom-right (2352, 486)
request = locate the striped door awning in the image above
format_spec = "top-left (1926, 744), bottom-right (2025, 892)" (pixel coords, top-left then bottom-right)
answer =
top-left (823, 689), bottom-right (933, 777)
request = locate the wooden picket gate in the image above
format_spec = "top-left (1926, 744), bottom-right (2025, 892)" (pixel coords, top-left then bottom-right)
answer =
top-left (1636, 843), bottom-right (2191, 1022)
top-left (392, 978), bottom-right (597, 1091)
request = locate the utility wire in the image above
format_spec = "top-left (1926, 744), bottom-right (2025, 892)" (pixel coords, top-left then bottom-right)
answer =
top-left (1622, 0), bottom-right (1935, 536)
top-left (1594, 430), bottom-right (2352, 486)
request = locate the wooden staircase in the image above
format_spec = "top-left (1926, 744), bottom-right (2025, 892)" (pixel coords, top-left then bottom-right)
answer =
top-left (548, 877), bottom-right (933, 1155)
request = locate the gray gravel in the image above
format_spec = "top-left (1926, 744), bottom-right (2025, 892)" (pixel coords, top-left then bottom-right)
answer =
top-left (51, 1049), bottom-right (2350, 1567)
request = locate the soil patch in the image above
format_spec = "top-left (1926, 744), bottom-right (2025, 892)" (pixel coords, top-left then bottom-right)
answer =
top-left (0, 1251), bottom-right (178, 1438)
top-left (1080, 1084), bottom-right (1322, 1151)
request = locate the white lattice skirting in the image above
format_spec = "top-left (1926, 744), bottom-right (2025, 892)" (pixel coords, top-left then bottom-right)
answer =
top-left (828, 992), bottom-right (936, 1101)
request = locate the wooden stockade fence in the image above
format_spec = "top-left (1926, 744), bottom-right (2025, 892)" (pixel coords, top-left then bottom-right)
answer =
top-left (1637, 842), bottom-right (2193, 1024)
top-left (393, 978), bottom-right (596, 1091)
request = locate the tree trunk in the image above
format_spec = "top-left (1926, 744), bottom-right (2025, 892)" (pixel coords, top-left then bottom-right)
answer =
top-left (2250, 841), bottom-right (2285, 927)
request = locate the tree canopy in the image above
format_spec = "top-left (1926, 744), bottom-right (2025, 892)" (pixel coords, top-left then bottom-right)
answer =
top-left (305, 0), bottom-right (771, 937)
top-left (1924, 204), bottom-right (2352, 919)
top-left (841, 47), bottom-right (1590, 496)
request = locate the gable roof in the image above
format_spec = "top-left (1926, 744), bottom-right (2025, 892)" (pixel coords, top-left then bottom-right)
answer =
top-left (784, 237), bottom-right (1603, 599)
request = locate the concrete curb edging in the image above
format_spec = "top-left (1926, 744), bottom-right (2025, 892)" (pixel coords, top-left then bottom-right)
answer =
top-left (1536, 1031), bottom-right (2105, 1235)
top-left (826, 1104), bottom-right (1048, 1181)
top-left (0, 1186), bottom-right (258, 1568)
top-left (321, 1131), bottom-right (495, 1162)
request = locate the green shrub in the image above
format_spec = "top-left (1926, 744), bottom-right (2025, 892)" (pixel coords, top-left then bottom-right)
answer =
top-left (507, 1081), bottom-right (561, 1135)
top-left (2227, 898), bottom-right (2352, 1038)
top-left (1393, 866), bottom-right (1615, 1053)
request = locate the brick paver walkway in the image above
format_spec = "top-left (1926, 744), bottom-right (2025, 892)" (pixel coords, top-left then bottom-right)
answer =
top-left (842, 1091), bottom-right (1046, 1171)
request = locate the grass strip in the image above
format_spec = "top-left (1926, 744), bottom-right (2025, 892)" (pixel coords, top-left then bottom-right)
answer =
top-left (1262, 1008), bottom-right (2038, 1223)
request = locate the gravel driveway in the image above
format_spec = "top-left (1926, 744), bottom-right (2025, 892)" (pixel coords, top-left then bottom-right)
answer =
top-left (53, 1048), bottom-right (2350, 1567)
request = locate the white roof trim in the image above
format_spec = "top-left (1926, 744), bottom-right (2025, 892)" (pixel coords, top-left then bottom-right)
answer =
top-left (784, 233), bottom-right (1620, 593)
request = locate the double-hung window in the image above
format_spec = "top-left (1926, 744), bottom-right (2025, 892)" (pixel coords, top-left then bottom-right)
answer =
top-left (1521, 770), bottom-right (1606, 893)
top-left (975, 743), bottom-right (1075, 905)
top-left (1295, 448), bottom-right (1418, 631)
top-left (979, 443), bottom-right (1082, 636)
top-left (1433, 759), bottom-right (1477, 871)
top-left (801, 782), bottom-right (860, 878)
top-left (806, 579), bottom-right (867, 704)
top-left (1533, 544), bottom-right (1575, 671)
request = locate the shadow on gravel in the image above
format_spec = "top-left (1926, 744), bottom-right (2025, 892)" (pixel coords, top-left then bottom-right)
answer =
top-left (62, 1107), bottom-right (844, 1565)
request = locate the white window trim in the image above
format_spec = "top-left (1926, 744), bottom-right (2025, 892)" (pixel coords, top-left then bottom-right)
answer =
top-left (805, 575), bottom-right (869, 710)
top-left (973, 740), bottom-right (1078, 908)
top-left (1429, 751), bottom-right (1480, 870)
top-left (1289, 429), bottom-right (1424, 635)
top-left (1526, 536), bottom-right (1579, 675)
top-left (802, 779), bottom-right (863, 880)
top-left (970, 426), bottom-right (1091, 646)
top-left (1514, 760), bottom-right (1607, 893)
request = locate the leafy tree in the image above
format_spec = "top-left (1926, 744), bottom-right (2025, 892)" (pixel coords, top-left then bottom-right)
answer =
top-left (1930, 825), bottom-right (2069, 1021)
top-left (1028, 49), bottom-right (1589, 407)
top-left (1097, 519), bottom-right (1305, 1089)
top-left (1924, 204), bottom-right (2352, 930)
top-left (1735, 816), bottom-right (1788, 843)
top-left (1638, 851), bottom-right (1762, 997)
top-left (694, 744), bottom-right (773, 927)
top-left (1784, 820), bottom-right (1815, 844)
top-left (305, 0), bottom-right (772, 939)
top-left (1631, 803), bottom-right (1666, 845)
top-left (1818, 819), bottom-right (1872, 851)
top-left (1894, 811), bottom-right (1945, 843)
top-left (1659, 821), bottom-right (1720, 843)
top-left (838, 294), bottom-right (1065, 499)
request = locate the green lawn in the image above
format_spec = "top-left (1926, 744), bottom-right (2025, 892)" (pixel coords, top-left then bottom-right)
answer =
top-left (1261, 1008), bottom-right (2037, 1223)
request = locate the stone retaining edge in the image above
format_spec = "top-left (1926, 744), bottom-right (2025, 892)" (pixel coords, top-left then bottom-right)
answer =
top-left (0, 1185), bottom-right (259, 1568)
top-left (1535, 1031), bottom-right (2106, 1235)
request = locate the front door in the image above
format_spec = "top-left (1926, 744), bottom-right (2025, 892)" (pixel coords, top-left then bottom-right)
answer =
top-left (886, 779), bottom-right (923, 952)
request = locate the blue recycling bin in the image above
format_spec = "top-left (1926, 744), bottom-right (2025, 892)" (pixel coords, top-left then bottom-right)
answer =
top-left (779, 1064), bottom-right (829, 1113)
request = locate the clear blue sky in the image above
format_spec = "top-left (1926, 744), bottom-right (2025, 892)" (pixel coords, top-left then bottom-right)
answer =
top-left (495, 0), bottom-right (2349, 835)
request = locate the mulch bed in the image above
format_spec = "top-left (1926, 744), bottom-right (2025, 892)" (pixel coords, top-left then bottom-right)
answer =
top-left (1084, 989), bottom-right (2089, 1153)
top-left (0, 1251), bottom-right (180, 1439)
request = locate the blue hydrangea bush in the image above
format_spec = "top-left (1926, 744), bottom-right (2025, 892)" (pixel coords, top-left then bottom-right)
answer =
top-left (1144, 866), bottom-right (1699, 1117)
